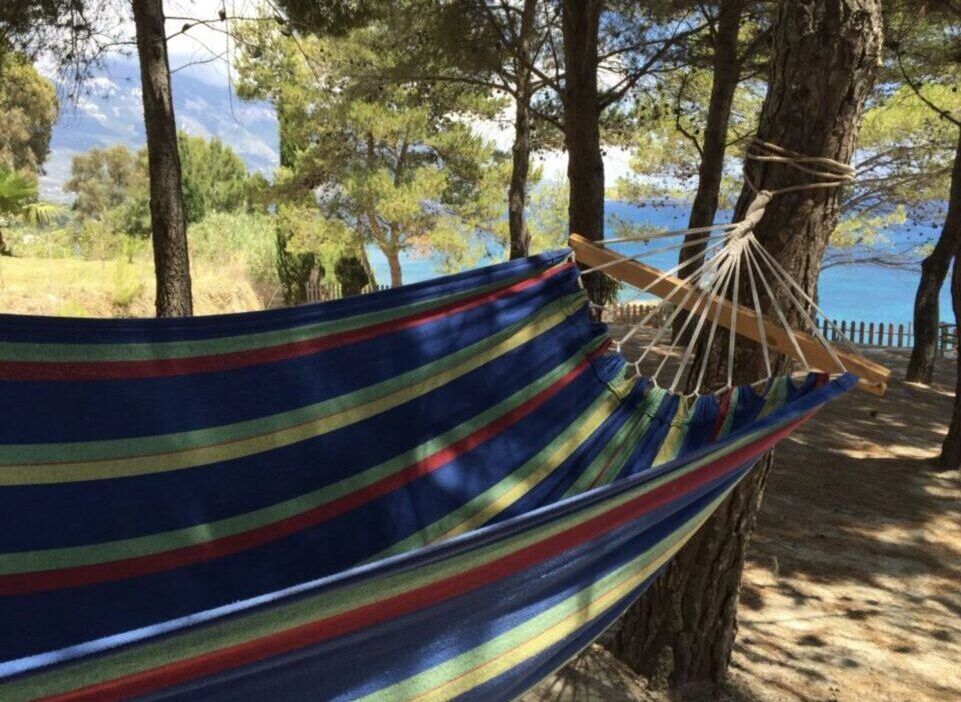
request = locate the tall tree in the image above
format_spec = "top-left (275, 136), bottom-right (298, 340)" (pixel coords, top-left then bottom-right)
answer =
top-left (504, 0), bottom-right (541, 259)
top-left (894, 1), bottom-right (961, 383)
top-left (65, 145), bottom-right (144, 220)
top-left (458, 0), bottom-right (561, 260)
top-left (177, 132), bottom-right (251, 223)
top-left (561, 1), bottom-right (704, 302)
top-left (331, 1), bottom-right (563, 261)
top-left (561, 0), bottom-right (604, 247)
top-left (611, 0), bottom-right (884, 688)
top-left (943, 252), bottom-right (961, 469)
top-left (131, 0), bottom-right (192, 317)
top-left (235, 19), bottom-right (505, 288)
top-left (908, 127), bottom-right (961, 383)
top-left (0, 52), bottom-right (58, 175)
top-left (674, 1), bottom-right (768, 341)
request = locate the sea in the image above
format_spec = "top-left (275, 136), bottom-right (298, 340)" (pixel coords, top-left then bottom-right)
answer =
top-left (366, 201), bottom-right (954, 326)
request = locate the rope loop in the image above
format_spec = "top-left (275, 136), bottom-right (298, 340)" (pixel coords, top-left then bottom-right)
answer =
top-left (744, 137), bottom-right (855, 196)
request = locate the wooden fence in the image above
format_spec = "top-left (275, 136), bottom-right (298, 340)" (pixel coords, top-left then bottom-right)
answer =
top-left (305, 282), bottom-right (391, 302)
top-left (818, 319), bottom-right (957, 357)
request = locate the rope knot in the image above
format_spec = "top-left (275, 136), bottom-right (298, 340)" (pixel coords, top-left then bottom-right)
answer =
top-left (728, 190), bottom-right (772, 239)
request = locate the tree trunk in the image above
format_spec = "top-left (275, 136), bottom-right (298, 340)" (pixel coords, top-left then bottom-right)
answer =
top-left (611, 0), bottom-right (883, 688)
top-left (508, 0), bottom-right (537, 260)
top-left (387, 250), bottom-right (403, 288)
top-left (131, 0), bottom-right (192, 317)
top-left (562, 0), bottom-right (607, 303)
top-left (674, 0), bottom-right (746, 340)
top-left (940, 252), bottom-right (961, 469)
top-left (906, 128), bottom-right (961, 384)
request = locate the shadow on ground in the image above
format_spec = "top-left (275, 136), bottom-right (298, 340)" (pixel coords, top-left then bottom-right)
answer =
top-left (524, 341), bottom-right (959, 702)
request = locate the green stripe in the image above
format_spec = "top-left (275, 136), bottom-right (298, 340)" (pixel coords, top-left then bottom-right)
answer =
top-left (361, 486), bottom-right (736, 701)
top-left (0, 338), bottom-right (606, 575)
top-left (562, 383), bottom-right (661, 496)
top-left (1, 414), bottom-right (783, 702)
top-left (375, 391), bottom-right (620, 558)
top-left (0, 292), bottom-right (586, 467)
top-left (0, 269), bottom-right (541, 363)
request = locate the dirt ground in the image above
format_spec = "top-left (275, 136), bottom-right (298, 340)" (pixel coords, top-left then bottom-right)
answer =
top-left (525, 349), bottom-right (960, 702)
top-left (729, 350), bottom-right (960, 702)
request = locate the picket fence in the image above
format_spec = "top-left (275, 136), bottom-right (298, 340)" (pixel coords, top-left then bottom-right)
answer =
top-left (305, 282), bottom-right (391, 302)
top-left (818, 319), bottom-right (957, 357)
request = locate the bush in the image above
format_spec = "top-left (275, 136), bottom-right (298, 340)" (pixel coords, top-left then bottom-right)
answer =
top-left (187, 211), bottom-right (279, 289)
top-left (111, 246), bottom-right (145, 316)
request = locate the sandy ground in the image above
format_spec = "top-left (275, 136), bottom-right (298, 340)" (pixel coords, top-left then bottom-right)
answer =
top-left (525, 346), bottom-right (959, 702)
top-left (729, 350), bottom-right (960, 702)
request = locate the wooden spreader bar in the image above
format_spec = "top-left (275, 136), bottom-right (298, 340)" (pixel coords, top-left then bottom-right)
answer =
top-left (570, 234), bottom-right (890, 396)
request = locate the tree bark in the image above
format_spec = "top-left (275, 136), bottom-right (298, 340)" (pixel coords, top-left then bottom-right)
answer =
top-left (674, 0), bottom-right (747, 340)
top-left (611, 0), bottom-right (883, 688)
top-left (940, 251), bottom-right (961, 469)
top-left (508, 0), bottom-right (537, 260)
top-left (562, 0), bottom-right (607, 303)
top-left (906, 128), bottom-right (961, 384)
top-left (131, 0), bottom-right (193, 317)
top-left (386, 249), bottom-right (403, 288)
top-left (681, 0), bottom-right (747, 265)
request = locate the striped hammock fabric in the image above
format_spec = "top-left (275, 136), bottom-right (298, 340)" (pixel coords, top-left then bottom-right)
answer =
top-left (0, 251), bottom-right (853, 702)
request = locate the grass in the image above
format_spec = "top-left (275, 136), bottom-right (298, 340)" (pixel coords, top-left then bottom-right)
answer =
top-left (0, 211), bottom-right (281, 317)
top-left (0, 256), bottom-right (263, 318)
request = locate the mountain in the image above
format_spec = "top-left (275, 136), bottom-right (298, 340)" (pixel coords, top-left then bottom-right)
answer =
top-left (41, 57), bottom-right (279, 202)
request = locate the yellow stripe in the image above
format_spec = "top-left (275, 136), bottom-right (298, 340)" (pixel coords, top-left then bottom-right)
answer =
top-left (370, 487), bottom-right (731, 702)
top-left (0, 307), bottom-right (573, 485)
top-left (434, 393), bottom-right (622, 542)
top-left (652, 395), bottom-right (693, 467)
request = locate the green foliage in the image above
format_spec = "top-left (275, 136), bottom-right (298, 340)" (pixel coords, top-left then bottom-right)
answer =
top-left (65, 136), bottom-right (254, 239)
top-left (0, 52), bottom-right (58, 175)
top-left (110, 246), bottom-right (145, 315)
top-left (64, 145), bottom-right (148, 232)
top-left (0, 165), bottom-right (59, 254)
top-left (0, 166), bottom-right (38, 214)
top-left (235, 18), bottom-right (508, 286)
top-left (334, 256), bottom-right (370, 296)
top-left (187, 211), bottom-right (279, 289)
top-left (177, 132), bottom-right (250, 223)
top-left (524, 178), bottom-right (570, 254)
top-left (614, 67), bottom-right (763, 209)
top-left (854, 82), bottom-right (960, 212)
top-left (275, 223), bottom-right (317, 306)
top-left (73, 218), bottom-right (126, 259)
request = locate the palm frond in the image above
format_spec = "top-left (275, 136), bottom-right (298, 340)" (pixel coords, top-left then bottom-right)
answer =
top-left (21, 202), bottom-right (61, 226)
top-left (0, 169), bottom-right (40, 216)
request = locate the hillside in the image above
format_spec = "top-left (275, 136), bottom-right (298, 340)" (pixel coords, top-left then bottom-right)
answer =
top-left (41, 57), bottom-right (279, 202)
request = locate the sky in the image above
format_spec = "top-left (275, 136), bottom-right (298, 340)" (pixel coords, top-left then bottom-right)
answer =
top-left (41, 0), bottom-right (637, 196)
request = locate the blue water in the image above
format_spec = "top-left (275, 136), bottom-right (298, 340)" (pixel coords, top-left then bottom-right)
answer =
top-left (367, 201), bottom-right (954, 325)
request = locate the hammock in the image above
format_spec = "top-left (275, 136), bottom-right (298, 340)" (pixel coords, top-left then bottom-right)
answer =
top-left (0, 249), bottom-right (858, 702)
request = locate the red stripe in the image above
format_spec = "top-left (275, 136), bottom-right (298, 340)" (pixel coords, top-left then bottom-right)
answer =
top-left (38, 411), bottom-right (813, 702)
top-left (0, 263), bottom-right (574, 381)
top-left (709, 388), bottom-right (733, 442)
top-left (0, 340), bottom-right (609, 597)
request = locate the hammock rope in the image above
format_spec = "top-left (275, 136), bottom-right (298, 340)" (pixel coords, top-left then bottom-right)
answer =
top-left (576, 138), bottom-right (879, 396)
